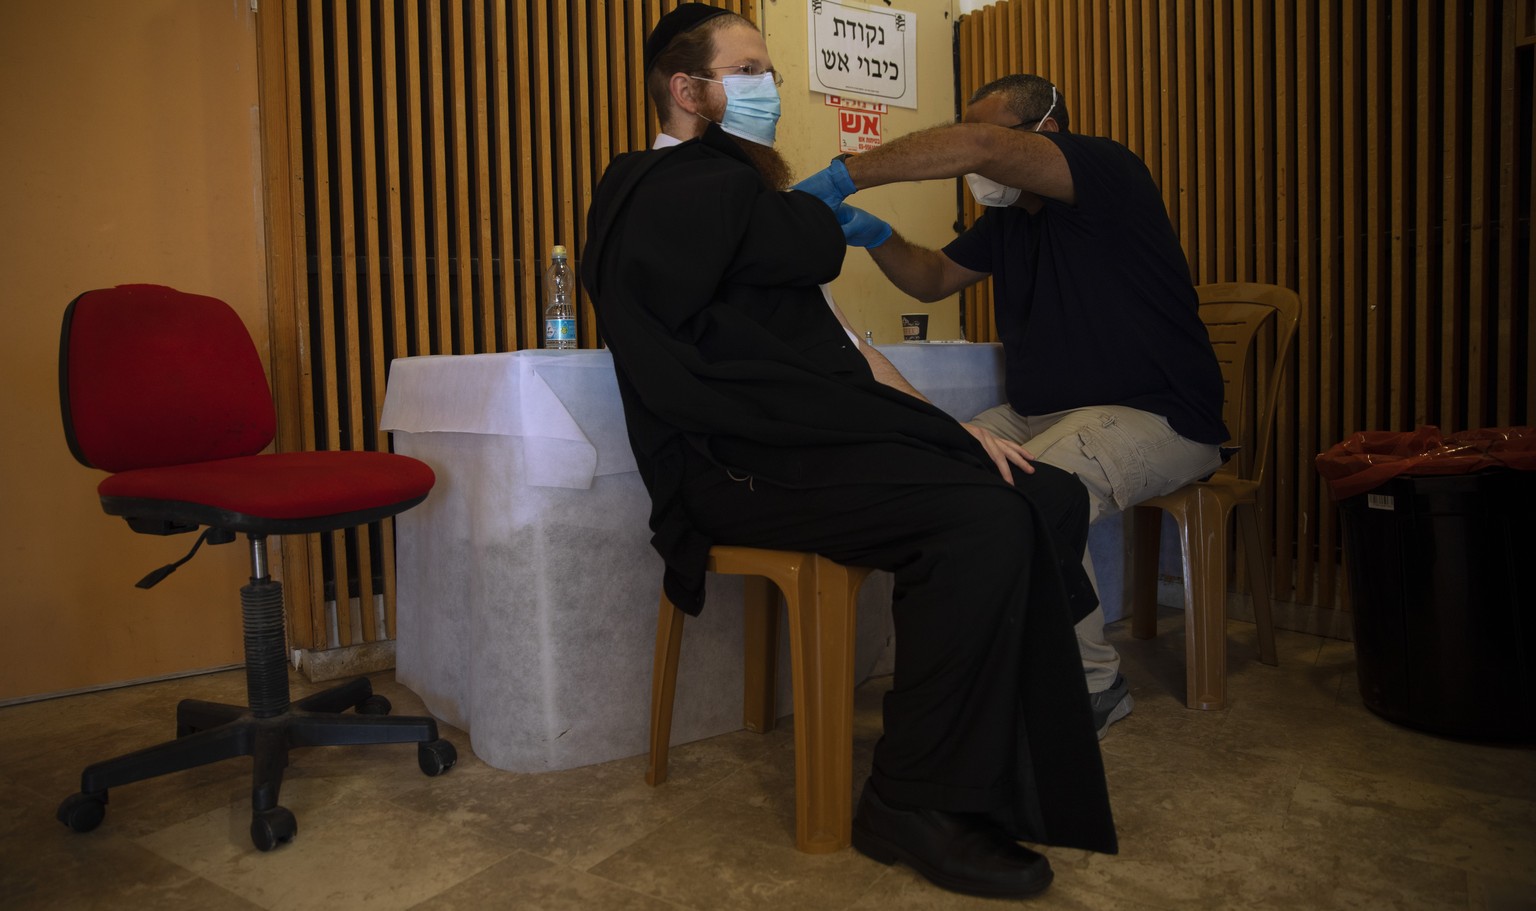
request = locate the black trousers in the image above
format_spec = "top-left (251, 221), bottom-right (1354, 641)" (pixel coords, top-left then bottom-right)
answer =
top-left (680, 457), bottom-right (1110, 845)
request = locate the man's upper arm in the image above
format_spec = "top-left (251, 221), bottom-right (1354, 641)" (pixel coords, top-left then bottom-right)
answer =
top-left (986, 130), bottom-right (1075, 204)
top-left (729, 183), bottom-right (846, 287)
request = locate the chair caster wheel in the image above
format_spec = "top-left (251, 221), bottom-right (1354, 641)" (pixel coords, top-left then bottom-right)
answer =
top-left (251, 806), bottom-right (297, 852)
top-left (418, 739), bottom-right (457, 776)
top-left (357, 694), bottom-right (392, 715)
top-left (58, 792), bottom-right (107, 833)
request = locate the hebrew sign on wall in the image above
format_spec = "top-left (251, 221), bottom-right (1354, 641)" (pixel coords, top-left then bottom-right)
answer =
top-left (807, 0), bottom-right (918, 109)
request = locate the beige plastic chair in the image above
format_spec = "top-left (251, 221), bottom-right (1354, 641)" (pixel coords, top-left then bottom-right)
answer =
top-left (646, 545), bottom-right (872, 854)
top-left (1130, 282), bottom-right (1301, 710)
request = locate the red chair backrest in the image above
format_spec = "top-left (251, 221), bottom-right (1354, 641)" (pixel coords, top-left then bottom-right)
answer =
top-left (60, 284), bottom-right (277, 473)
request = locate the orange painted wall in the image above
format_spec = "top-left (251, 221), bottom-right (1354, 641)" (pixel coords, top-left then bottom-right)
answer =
top-left (0, 0), bottom-right (267, 700)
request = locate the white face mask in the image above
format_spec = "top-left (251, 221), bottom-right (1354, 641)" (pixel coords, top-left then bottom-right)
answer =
top-left (963, 85), bottom-right (1056, 208)
top-left (964, 173), bottom-right (1022, 208)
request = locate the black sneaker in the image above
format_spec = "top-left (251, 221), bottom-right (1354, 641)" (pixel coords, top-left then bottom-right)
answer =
top-left (1090, 674), bottom-right (1134, 740)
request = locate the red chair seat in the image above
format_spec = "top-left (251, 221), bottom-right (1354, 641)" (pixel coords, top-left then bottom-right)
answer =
top-left (97, 451), bottom-right (434, 534)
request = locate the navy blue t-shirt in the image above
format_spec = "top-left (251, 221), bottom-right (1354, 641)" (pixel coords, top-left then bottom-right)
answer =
top-left (942, 132), bottom-right (1228, 444)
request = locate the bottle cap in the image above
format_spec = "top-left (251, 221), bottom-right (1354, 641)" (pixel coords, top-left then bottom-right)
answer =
top-left (552, 245), bottom-right (568, 257)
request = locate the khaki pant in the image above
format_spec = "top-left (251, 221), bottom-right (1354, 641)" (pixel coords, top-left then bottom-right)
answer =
top-left (970, 404), bottom-right (1225, 693)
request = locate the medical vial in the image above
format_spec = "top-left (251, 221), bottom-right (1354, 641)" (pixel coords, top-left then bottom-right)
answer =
top-left (543, 245), bottom-right (576, 349)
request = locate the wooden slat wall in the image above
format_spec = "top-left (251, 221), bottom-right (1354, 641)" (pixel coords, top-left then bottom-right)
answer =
top-left (957, 0), bottom-right (1534, 611)
top-left (251, 0), bottom-right (1530, 645)
top-left (254, 0), bottom-right (755, 653)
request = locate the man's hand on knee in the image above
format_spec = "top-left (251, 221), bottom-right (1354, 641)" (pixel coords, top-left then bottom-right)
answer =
top-left (962, 422), bottom-right (1035, 483)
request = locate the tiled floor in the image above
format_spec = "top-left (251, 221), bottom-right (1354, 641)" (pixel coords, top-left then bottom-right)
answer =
top-left (3, 611), bottom-right (1533, 910)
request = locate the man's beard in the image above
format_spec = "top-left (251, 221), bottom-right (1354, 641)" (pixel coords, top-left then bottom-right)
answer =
top-left (729, 132), bottom-right (794, 191)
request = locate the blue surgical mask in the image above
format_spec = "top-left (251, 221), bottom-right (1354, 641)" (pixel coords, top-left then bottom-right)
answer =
top-left (691, 72), bottom-right (780, 147)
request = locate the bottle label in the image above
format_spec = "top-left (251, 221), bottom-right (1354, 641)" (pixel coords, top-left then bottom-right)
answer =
top-left (545, 319), bottom-right (575, 342)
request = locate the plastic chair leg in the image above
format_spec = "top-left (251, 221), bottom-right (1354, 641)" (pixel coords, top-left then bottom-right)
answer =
top-left (1179, 486), bottom-right (1231, 710)
top-left (784, 556), bottom-right (863, 854)
top-left (1237, 504), bottom-right (1279, 666)
top-left (1130, 504), bottom-right (1164, 640)
top-left (645, 598), bottom-right (685, 787)
top-left (742, 576), bottom-right (780, 734)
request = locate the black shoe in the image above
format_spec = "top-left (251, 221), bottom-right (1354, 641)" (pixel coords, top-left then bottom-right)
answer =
top-left (851, 781), bottom-right (1053, 898)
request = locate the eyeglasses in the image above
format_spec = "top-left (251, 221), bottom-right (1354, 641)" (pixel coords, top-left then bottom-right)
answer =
top-left (702, 64), bottom-right (784, 87)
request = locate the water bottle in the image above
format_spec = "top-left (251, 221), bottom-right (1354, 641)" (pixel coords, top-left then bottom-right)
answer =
top-left (543, 245), bottom-right (575, 349)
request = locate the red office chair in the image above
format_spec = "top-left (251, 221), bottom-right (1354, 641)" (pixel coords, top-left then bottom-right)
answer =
top-left (55, 284), bottom-right (456, 852)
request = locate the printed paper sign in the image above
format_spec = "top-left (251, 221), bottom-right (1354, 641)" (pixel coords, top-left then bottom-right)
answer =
top-left (838, 108), bottom-right (883, 153)
top-left (808, 0), bottom-right (918, 110)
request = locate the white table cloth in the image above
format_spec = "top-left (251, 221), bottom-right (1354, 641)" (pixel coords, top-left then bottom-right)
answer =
top-left (876, 341), bottom-right (1005, 421)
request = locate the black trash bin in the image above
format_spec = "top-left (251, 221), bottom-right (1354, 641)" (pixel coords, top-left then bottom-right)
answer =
top-left (1318, 427), bottom-right (1536, 742)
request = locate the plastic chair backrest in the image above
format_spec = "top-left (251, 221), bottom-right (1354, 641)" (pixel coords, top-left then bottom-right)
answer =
top-left (60, 284), bottom-right (276, 473)
top-left (1195, 283), bottom-right (1301, 489)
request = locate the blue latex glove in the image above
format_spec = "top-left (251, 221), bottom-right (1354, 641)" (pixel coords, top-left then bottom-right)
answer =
top-left (791, 157), bottom-right (857, 209)
top-left (835, 204), bottom-right (892, 248)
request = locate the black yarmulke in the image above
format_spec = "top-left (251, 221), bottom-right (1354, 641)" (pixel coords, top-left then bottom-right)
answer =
top-left (644, 4), bottom-right (731, 74)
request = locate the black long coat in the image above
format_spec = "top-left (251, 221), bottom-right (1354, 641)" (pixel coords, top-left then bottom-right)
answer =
top-left (580, 125), bottom-right (1117, 854)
